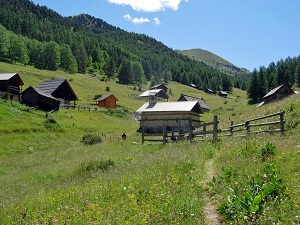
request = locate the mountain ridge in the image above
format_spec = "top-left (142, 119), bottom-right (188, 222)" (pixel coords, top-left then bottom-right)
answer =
top-left (177, 48), bottom-right (250, 76)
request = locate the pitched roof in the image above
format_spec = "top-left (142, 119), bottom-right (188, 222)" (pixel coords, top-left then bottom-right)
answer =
top-left (263, 83), bottom-right (291, 99)
top-left (36, 79), bottom-right (78, 100)
top-left (136, 101), bottom-right (201, 113)
top-left (139, 89), bottom-right (169, 100)
top-left (178, 94), bottom-right (210, 110)
top-left (150, 83), bottom-right (167, 90)
top-left (95, 94), bottom-right (118, 101)
top-left (0, 73), bottom-right (24, 85)
top-left (32, 87), bottom-right (60, 101)
top-left (36, 79), bottom-right (65, 94)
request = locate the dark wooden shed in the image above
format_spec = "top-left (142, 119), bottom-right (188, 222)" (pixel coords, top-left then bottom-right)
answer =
top-left (36, 79), bottom-right (78, 106)
top-left (219, 91), bottom-right (228, 98)
top-left (0, 73), bottom-right (24, 100)
top-left (95, 94), bottom-right (118, 109)
top-left (150, 83), bottom-right (168, 93)
top-left (139, 89), bottom-right (169, 101)
top-left (21, 86), bottom-right (60, 111)
top-left (178, 94), bottom-right (210, 113)
top-left (263, 83), bottom-right (294, 104)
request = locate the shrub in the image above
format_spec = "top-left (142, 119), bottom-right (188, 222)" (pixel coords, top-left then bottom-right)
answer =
top-left (81, 159), bottom-right (115, 173)
top-left (261, 142), bottom-right (276, 161)
top-left (81, 134), bottom-right (102, 145)
top-left (43, 118), bottom-right (61, 131)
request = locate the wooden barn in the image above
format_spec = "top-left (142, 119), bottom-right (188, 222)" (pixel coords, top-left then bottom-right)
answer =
top-left (21, 86), bottom-right (60, 111)
top-left (36, 79), bottom-right (78, 106)
top-left (263, 83), bottom-right (294, 104)
top-left (150, 83), bottom-right (168, 93)
top-left (136, 101), bottom-right (201, 134)
top-left (205, 88), bottom-right (216, 95)
top-left (177, 94), bottom-right (210, 113)
top-left (95, 94), bottom-right (118, 109)
top-left (219, 91), bottom-right (228, 98)
top-left (139, 89), bottom-right (169, 101)
top-left (0, 73), bottom-right (24, 100)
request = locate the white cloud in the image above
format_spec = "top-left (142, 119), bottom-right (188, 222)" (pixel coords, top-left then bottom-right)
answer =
top-left (107, 0), bottom-right (189, 12)
top-left (132, 17), bottom-right (150, 24)
top-left (154, 17), bottom-right (161, 25)
top-left (124, 14), bottom-right (150, 24)
top-left (123, 14), bottom-right (132, 21)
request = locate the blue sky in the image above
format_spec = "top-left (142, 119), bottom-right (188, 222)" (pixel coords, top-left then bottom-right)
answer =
top-left (31, 0), bottom-right (300, 71)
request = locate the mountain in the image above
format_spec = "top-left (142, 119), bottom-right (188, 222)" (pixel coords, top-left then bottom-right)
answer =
top-left (0, 0), bottom-right (243, 92)
top-left (176, 48), bottom-right (250, 76)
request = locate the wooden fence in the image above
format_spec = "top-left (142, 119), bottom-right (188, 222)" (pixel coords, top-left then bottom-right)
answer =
top-left (220, 111), bottom-right (285, 137)
top-left (141, 115), bottom-right (219, 144)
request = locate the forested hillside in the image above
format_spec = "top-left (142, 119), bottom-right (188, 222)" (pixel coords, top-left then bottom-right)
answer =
top-left (0, 0), bottom-right (236, 92)
top-left (247, 56), bottom-right (300, 102)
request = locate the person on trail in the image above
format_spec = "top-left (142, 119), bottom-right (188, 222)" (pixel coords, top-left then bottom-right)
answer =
top-left (122, 133), bottom-right (127, 140)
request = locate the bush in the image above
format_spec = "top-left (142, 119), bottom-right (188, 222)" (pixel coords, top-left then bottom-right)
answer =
top-left (81, 134), bottom-right (102, 145)
top-left (43, 118), bottom-right (61, 131)
top-left (81, 159), bottom-right (115, 173)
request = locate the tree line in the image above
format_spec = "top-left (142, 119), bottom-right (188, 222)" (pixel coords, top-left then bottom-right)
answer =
top-left (1, 0), bottom-right (238, 91)
top-left (247, 56), bottom-right (300, 102)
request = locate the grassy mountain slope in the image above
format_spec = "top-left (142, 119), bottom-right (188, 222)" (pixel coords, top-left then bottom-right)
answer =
top-left (177, 48), bottom-right (250, 76)
top-left (1, 63), bottom-right (300, 224)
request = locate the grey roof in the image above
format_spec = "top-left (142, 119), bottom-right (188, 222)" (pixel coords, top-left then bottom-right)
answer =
top-left (139, 89), bottom-right (168, 100)
top-left (0, 73), bottom-right (24, 85)
top-left (178, 94), bottom-right (210, 110)
top-left (136, 101), bottom-right (200, 113)
top-left (32, 87), bottom-right (59, 101)
top-left (150, 83), bottom-right (167, 90)
top-left (36, 79), bottom-right (65, 94)
top-left (95, 94), bottom-right (118, 101)
top-left (263, 84), bottom-right (290, 99)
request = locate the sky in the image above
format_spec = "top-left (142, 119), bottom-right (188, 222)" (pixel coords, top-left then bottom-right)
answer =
top-left (30, 0), bottom-right (300, 71)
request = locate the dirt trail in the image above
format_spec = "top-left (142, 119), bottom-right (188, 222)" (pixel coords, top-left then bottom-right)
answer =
top-left (203, 160), bottom-right (220, 225)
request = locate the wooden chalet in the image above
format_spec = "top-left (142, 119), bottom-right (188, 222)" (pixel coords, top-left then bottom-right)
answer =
top-left (177, 94), bottom-right (210, 113)
top-left (36, 79), bottom-right (78, 106)
top-left (150, 83), bottom-right (168, 93)
top-left (0, 73), bottom-right (24, 100)
top-left (139, 89), bottom-right (169, 101)
top-left (136, 101), bottom-right (201, 134)
top-left (95, 94), bottom-right (118, 109)
top-left (205, 88), bottom-right (216, 95)
top-left (21, 86), bottom-right (60, 111)
top-left (219, 91), bottom-right (228, 98)
top-left (262, 83), bottom-right (294, 105)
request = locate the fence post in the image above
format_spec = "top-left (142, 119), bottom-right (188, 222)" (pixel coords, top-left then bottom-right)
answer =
top-left (188, 117), bottom-right (193, 142)
top-left (280, 111), bottom-right (285, 133)
top-left (230, 120), bottom-right (234, 136)
top-left (213, 115), bottom-right (218, 142)
top-left (163, 124), bottom-right (167, 145)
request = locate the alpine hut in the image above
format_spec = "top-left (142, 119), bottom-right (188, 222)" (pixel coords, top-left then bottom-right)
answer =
top-left (177, 94), bottom-right (210, 113)
top-left (139, 89), bottom-right (169, 101)
top-left (95, 94), bottom-right (118, 109)
top-left (36, 79), bottom-right (78, 107)
top-left (21, 86), bottom-right (60, 111)
top-left (262, 83), bottom-right (294, 105)
top-left (136, 101), bottom-right (201, 134)
top-left (0, 73), bottom-right (24, 101)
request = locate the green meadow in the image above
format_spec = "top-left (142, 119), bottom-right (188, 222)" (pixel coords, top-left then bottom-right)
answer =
top-left (1, 62), bottom-right (300, 224)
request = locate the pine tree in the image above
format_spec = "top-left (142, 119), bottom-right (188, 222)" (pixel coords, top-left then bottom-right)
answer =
top-left (295, 58), bottom-right (300, 87)
top-left (118, 59), bottom-right (133, 84)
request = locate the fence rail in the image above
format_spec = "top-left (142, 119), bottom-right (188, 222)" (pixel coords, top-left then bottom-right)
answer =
top-left (141, 115), bottom-right (219, 144)
top-left (220, 111), bottom-right (285, 137)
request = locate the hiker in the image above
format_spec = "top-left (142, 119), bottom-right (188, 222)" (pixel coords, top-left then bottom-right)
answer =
top-left (122, 133), bottom-right (127, 140)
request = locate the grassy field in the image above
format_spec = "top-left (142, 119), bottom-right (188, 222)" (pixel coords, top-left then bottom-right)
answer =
top-left (1, 62), bottom-right (300, 224)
